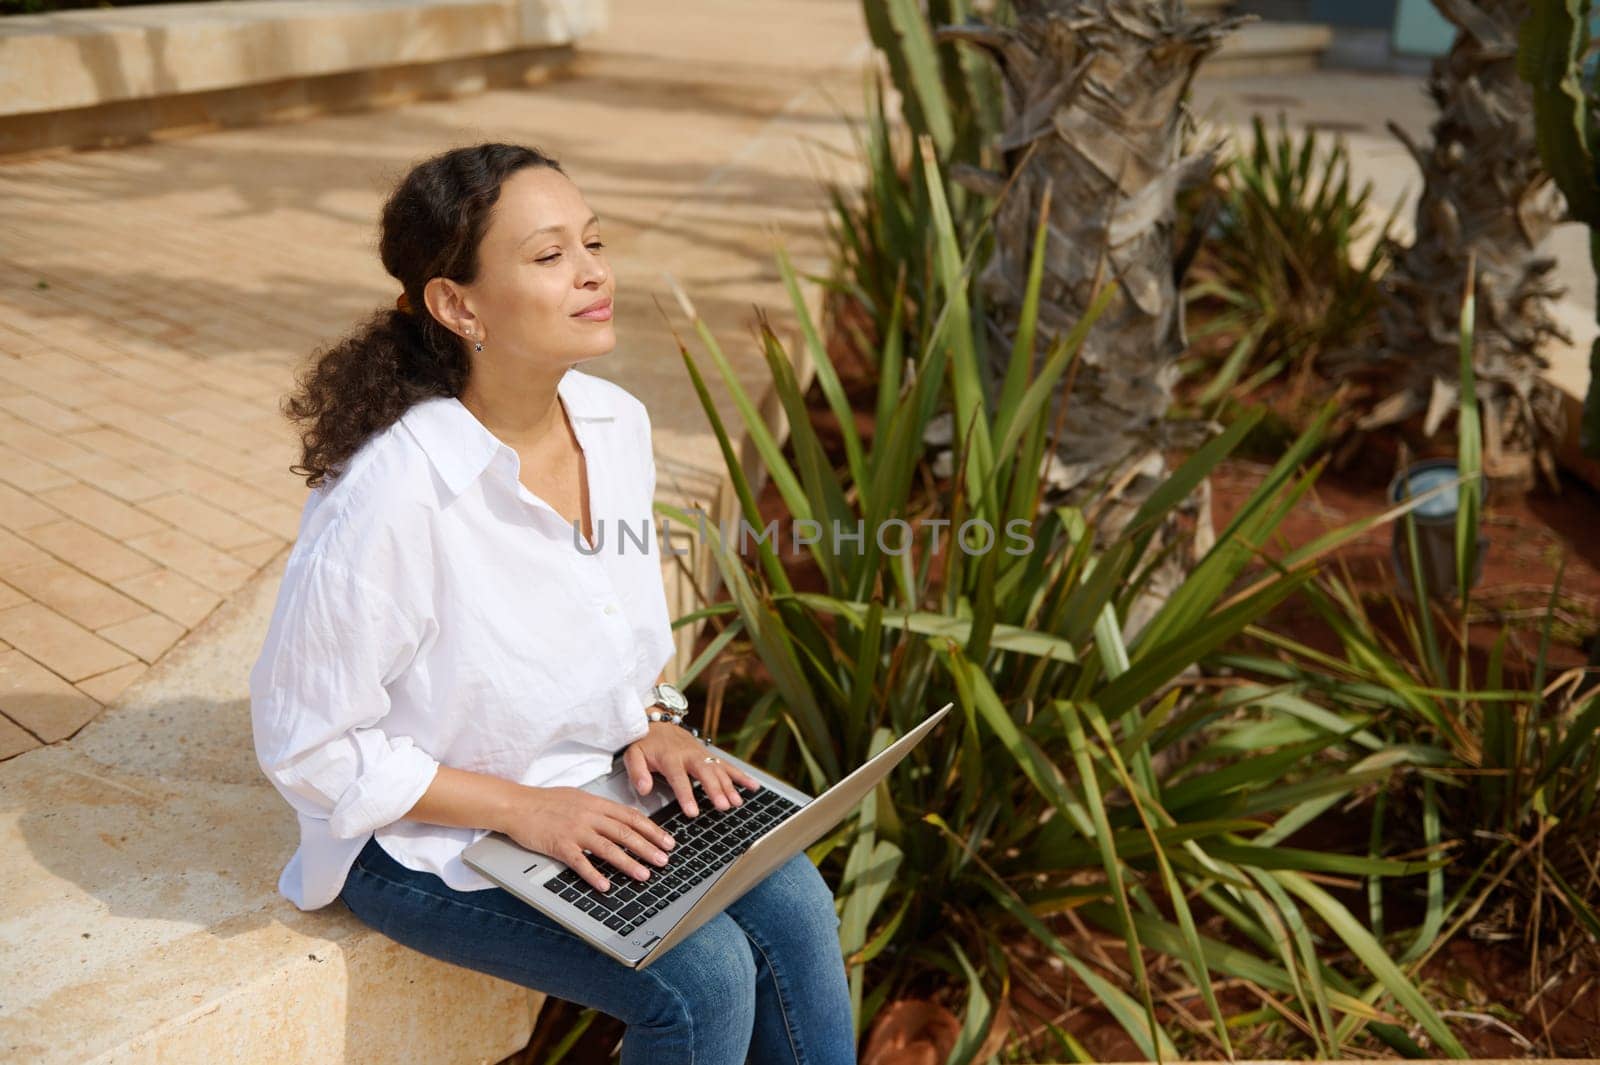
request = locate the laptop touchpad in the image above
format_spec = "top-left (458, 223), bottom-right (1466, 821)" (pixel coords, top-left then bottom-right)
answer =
top-left (586, 763), bottom-right (673, 815)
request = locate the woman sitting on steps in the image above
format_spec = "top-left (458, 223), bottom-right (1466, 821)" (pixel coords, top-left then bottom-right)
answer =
top-left (248, 142), bottom-right (856, 1065)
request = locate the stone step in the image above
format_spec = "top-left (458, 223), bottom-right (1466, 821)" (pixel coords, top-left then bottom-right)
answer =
top-left (0, 564), bottom-right (543, 1064)
top-left (1205, 20), bottom-right (1334, 77)
top-left (0, 0), bottom-right (605, 157)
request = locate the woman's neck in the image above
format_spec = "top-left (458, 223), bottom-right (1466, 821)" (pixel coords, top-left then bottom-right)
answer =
top-left (458, 366), bottom-right (569, 451)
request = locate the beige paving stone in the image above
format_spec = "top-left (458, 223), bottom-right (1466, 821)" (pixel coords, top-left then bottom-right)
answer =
top-left (0, 604), bottom-right (137, 684)
top-left (19, 519), bottom-right (159, 584)
top-left (0, 410), bottom-right (100, 467)
top-left (164, 460), bottom-right (284, 514)
top-left (193, 445), bottom-right (293, 486)
top-left (73, 661), bottom-right (145, 706)
top-left (0, 480), bottom-right (62, 531)
top-left (0, 648), bottom-right (103, 742)
top-left (0, 318), bottom-right (43, 352)
top-left (77, 402), bottom-right (239, 468)
top-left (228, 538), bottom-right (288, 568)
top-left (122, 527), bottom-right (254, 594)
top-left (0, 442), bottom-right (76, 492)
top-left (185, 362), bottom-right (289, 403)
top-left (119, 315), bottom-right (181, 339)
top-left (67, 372), bottom-right (190, 416)
top-left (65, 426), bottom-right (176, 467)
top-left (237, 500), bottom-right (304, 542)
top-left (96, 612), bottom-right (185, 664)
top-left (33, 482), bottom-right (168, 541)
top-left (255, 470), bottom-right (316, 508)
top-left (0, 710), bottom-right (40, 759)
top-left (168, 384), bottom-right (287, 428)
top-left (162, 405), bottom-right (284, 452)
top-left (46, 452), bottom-right (169, 504)
top-left (0, 354), bottom-right (109, 406)
top-left (0, 527), bottom-right (53, 573)
top-left (242, 411), bottom-right (297, 441)
top-left (0, 580), bottom-right (25, 611)
top-left (66, 429), bottom-right (281, 512)
top-left (112, 567), bottom-right (221, 628)
top-left (96, 355), bottom-right (191, 391)
top-left (0, 393), bottom-right (96, 433)
top-left (137, 492), bottom-right (276, 551)
top-left (0, 561), bottom-right (148, 631)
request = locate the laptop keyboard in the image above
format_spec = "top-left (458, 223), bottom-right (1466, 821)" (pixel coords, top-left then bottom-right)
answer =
top-left (538, 779), bottom-right (803, 936)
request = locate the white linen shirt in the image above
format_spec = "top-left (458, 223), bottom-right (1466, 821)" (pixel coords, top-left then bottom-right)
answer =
top-left (249, 367), bottom-right (675, 911)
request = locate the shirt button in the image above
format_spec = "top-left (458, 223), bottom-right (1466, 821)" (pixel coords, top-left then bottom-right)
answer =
top-left (604, 604), bottom-right (618, 615)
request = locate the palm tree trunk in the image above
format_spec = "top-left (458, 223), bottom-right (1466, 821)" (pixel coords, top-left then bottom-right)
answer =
top-left (933, 0), bottom-right (1242, 634)
top-left (943, 0), bottom-right (1241, 530)
top-left (1358, 0), bottom-right (1568, 489)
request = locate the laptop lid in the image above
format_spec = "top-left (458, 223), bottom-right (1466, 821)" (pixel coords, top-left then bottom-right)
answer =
top-left (635, 701), bottom-right (952, 968)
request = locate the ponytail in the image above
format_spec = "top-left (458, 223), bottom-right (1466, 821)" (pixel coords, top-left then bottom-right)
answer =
top-left (284, 305), bottom-right (468, 490)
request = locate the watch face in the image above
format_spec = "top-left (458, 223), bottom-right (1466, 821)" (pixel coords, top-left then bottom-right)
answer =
top-left (656, 684), bottom-right (689, 711)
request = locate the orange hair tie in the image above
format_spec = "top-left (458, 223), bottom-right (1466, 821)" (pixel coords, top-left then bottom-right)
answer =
top-left (395, 291), bottom-right (414, 314)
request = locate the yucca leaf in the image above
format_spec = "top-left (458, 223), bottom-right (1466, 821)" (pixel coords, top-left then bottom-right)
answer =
top-left (1276, 870), bottom-right (1467, 1056)
top-left (992, 179), bottom-right (1055, 429)
top-left (1054, 699), bottom-right (1163, 1050)
top-left (1077, 901), bottom-right (1392, 1023)
top-left (918, 133), bottom-right (994, 504)
top-left (1078, 699), bottom-right (1235, 1056)
top-left (945, 938), bottom-right (997, 1065)
top-left (676, 615), bottom-right (746, 689)
top-left (979, 881), bottom-right (1180, 1059)
top-left (669, 338), bottom-right (794, 595)
top-left (776, 243), bottom-right (868, 491)
top-left (1098, 569), bottom-right (1312, 718)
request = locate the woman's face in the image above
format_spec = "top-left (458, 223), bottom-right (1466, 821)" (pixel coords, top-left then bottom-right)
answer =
top-left (453, 166), bottom-right (615, 372)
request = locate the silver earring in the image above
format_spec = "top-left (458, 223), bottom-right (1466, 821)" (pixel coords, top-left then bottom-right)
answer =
top-left (474, 338), bottom-right (483, 353)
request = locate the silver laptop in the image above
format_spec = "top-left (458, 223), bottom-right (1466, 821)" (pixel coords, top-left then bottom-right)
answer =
top-left (462, 702), bottom-right (952, 970)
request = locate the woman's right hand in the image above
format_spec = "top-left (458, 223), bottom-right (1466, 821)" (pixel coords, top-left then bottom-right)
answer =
top-left (495, 784), bottom-right (677, 893)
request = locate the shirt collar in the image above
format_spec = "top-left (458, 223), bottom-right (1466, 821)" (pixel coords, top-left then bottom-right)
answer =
top-left (401, 369), bottom-right (614, 499)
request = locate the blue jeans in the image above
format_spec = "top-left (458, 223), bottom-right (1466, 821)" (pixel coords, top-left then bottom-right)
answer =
top-left (338, 834), bottom-right (858, 1065)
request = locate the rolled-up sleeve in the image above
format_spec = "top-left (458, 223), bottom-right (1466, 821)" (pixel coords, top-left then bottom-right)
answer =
top-left (249, 554), bottom-right (440, 840)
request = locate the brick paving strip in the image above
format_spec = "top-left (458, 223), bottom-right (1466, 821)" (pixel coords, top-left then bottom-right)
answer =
top-left (0, 0), bottom-right (873, 762)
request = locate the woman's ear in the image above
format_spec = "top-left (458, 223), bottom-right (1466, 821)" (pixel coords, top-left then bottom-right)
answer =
top-left (423, 277), bottom-right (479, 340)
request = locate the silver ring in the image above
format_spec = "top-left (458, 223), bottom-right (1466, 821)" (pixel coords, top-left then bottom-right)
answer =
top-left (704, 755), bottom-right (721, 764)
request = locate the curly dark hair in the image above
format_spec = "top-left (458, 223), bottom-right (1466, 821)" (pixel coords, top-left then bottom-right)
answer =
top-left (284, 143), bottom-right (566, 490)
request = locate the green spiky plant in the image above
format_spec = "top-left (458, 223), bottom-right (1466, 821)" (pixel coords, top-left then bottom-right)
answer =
top-left (1184, 114), bottom-right (1401, 413)
top-left (657, 144), bottom-right (1473, 1060)
top-left (1216, 265), bottom-right (1600, 1045)
top-left (820, 0), bottom-right (1008, 381)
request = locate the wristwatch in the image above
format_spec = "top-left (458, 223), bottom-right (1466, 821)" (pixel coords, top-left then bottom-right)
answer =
top-left (644, 682), bottom-right (696, 736)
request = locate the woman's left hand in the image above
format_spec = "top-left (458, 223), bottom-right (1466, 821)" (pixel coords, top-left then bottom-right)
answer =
top-left (622, 722), bottom-right (762, 817)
